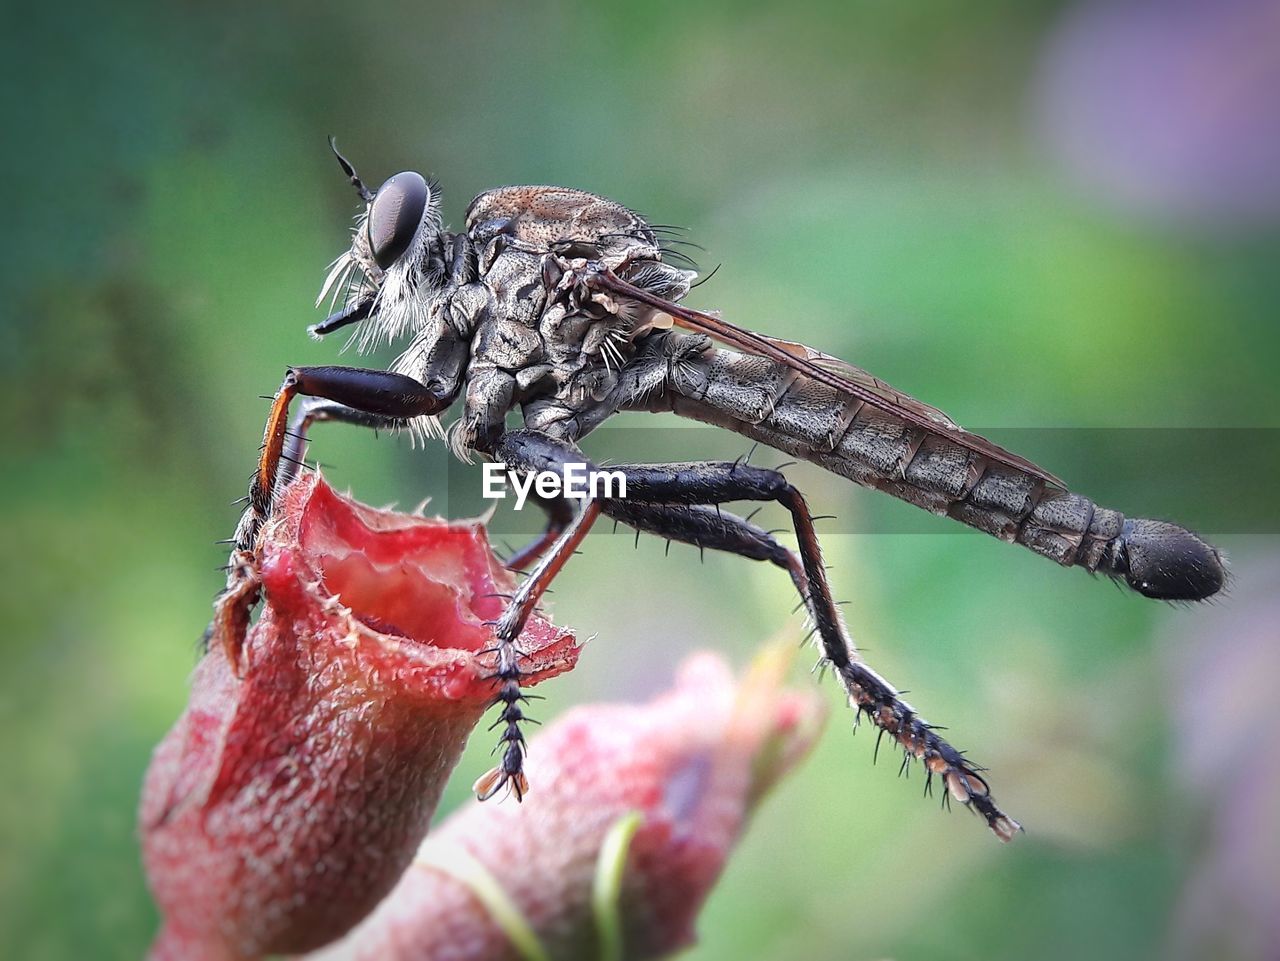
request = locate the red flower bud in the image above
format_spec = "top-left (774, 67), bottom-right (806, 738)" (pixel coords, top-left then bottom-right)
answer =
top-left (140, 475), bottom-right (578, 961)
top-left (310, 646), bottom-right (826, 961)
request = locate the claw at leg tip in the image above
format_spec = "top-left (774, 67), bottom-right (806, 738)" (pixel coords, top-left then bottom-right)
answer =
top-left (472, 768), bottom-right (531, 802)
top-left (473, 767), bottom-right (503, 801)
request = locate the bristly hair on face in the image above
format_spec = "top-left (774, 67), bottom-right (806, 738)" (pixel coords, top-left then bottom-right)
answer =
top-left (312, 176), bottom-right (447, 443)
top-left (313, 180), bottom-right (444, 357)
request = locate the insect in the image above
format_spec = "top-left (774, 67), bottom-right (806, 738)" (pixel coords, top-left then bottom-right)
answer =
top-left (209, 141), bottom-right (1226, 842)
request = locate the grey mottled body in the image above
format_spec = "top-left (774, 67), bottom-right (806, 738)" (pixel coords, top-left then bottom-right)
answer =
top-left (366, 184), bottom-right (1217, 601)
top-left (628, 338), bottom-right (1127, 580)
top-left (365, 186), bottom-right (693, 459)
top-left (219, 162), bottom-right (1224, 843)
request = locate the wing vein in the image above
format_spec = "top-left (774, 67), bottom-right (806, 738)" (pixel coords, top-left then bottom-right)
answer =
top-left (593, 270), bottom-right (1064, 488)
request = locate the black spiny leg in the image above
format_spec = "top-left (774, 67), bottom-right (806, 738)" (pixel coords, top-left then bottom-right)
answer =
top-left (478, 491), bottom-right (804, 801)
top-left (473, 496), bottom-right (602, 802)
top-left (484, 430), bottom-right (1020, 840)
top-left (604, 499), bottom-right (812, 599)
top-left (614, 458), bottom-right (1021, 841)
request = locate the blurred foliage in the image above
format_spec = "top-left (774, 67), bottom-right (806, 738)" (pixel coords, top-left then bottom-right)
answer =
top-left (2, 1), bottom-right (1277, 959)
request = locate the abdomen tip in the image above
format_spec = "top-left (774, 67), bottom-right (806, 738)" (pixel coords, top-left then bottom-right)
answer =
top-left (1121, 519), bottom-right (1225, 601)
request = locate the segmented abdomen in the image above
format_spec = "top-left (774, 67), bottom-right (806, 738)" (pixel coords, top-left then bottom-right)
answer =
top-left (661, 344), bottom-right (1122, 573)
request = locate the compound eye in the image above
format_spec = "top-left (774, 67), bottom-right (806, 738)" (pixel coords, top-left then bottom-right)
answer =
top-left (367, 171), bottom-right (429, 269)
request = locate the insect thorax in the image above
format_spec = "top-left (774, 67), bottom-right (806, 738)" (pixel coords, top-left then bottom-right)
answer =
top-left (395, 186), bottom-right (694, 450)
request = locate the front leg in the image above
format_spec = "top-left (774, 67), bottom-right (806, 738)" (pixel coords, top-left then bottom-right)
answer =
top-left (209, 366), bottom-right (455, 671)
top-left (239, 366), bottom-right (455, 551)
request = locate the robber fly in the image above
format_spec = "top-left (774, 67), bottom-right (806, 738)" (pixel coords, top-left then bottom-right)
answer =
top-left (209, 142), bottom-right (1226, 842)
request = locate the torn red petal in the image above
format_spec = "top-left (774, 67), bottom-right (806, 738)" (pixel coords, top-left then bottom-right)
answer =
top-left (141, 475), bottom-right (577, 961)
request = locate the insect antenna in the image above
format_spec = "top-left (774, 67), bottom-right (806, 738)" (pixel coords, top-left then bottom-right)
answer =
top-left (328, 136), bottom-right (374, 203)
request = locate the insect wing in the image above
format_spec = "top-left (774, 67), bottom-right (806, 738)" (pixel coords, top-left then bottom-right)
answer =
top-left (592, 269), bottom-right (1065, 487)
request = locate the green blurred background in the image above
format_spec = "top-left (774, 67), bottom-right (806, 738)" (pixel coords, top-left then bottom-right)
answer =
top-left (3, 1), bottom-right (1278, 959)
